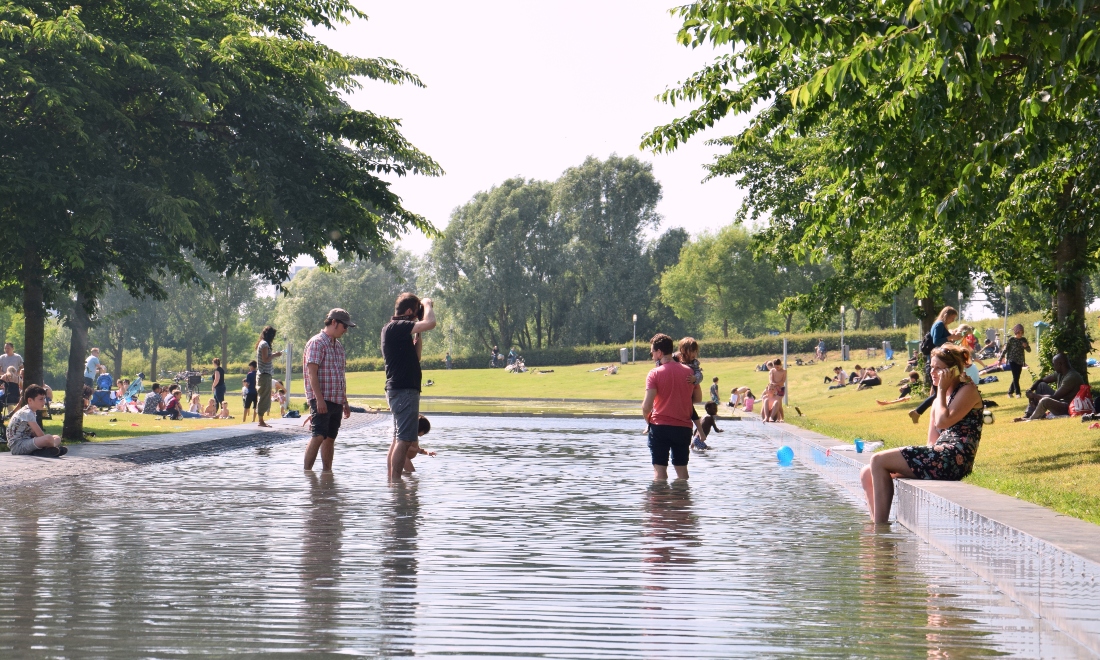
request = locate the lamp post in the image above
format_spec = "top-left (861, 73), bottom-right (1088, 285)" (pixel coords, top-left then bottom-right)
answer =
top-left (958, 291), bottom-right (964, 321)
top-left (1003, 285), bottom-right (1011, 345)
top-left (632, 314), bottom-right (637, 364)
top-left (840, 304), bottom-right (846, 362)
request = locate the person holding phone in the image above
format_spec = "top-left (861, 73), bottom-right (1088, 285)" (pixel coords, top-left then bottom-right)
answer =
top-left (860, 344), bottom-right (983, 523)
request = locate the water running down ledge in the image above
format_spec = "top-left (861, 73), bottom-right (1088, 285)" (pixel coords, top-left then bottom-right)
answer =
top-left (0, 416), bottom-right (1089, 657)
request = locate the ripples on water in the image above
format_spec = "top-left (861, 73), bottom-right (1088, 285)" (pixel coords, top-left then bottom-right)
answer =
top-left (0, 417), bottom-right (1087, 658)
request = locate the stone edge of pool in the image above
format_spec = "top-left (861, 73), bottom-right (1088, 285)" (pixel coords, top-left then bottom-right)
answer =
top-left (770, 422), bottom-right (1100, 656)
top-left (0, 413), bottom-right (383, 490)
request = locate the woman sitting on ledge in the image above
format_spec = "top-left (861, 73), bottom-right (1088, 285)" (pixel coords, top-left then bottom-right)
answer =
top-left (860, 344), bottom-right (983, 524)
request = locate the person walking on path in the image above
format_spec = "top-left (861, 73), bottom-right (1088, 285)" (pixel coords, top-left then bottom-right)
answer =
top-left (998, 323), bottom-right (1031, 398)
top-left (84, 348), bottom-right (101, 388)
top-left (909, 306), bottom-right (960, 424)
top-left (642, 333), bottom-right (701, 480)
top-left (382, 293), bottom-right (436, 481)
top-left (256, 326), bottom-right (283, 427)
top-left (211, 358), bottom-right (226, 406)
top-left (303, 309), bottom-right (354, 471)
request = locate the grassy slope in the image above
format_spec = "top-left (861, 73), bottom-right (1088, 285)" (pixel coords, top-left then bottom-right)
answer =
top-left (296, 352), bottom-right (1100, 524)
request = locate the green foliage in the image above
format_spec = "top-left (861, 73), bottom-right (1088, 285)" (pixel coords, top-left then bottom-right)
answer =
top-left (428, 156), bottom-right (681, 351)
top-left (643, 0), bottom-right (1100, 372)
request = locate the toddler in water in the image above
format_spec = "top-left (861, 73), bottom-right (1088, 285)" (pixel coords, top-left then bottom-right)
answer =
top-left (692, 401), bottom-right (723, 450)
top-left (403, 415), bottom-right (437, 473)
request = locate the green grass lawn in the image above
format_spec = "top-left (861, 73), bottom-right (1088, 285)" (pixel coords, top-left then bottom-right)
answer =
top-left (305, 353), bottom-right (1100, 525)
top-left (43, 412), bottom-right (244, 443)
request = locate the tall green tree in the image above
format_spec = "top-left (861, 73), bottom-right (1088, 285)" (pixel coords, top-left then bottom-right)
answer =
top-left (644, 0), bottom-right (1100, 375)
top-left (2, 0), bottom-right (440, 437)
top-left (660, 225), bottom-right (777, 338)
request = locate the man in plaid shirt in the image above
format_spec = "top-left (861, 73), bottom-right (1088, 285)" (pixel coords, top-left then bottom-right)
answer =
top-left (303, 308), bottom-right (354, 471)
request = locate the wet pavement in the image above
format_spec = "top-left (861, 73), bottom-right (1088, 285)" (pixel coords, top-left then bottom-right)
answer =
top-left (0, 416), bottom-right (1089, 658)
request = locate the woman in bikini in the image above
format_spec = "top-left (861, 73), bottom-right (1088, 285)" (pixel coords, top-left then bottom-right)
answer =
top-left (860, 344), bottom-right (982, 524)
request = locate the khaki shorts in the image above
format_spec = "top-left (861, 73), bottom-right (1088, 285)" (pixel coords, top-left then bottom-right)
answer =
top-left (257, 373), bottom-right (273, 416)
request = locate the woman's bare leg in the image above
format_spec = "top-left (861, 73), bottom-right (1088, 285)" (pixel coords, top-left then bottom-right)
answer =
top-left (866, 449), bottom-right (916, 524)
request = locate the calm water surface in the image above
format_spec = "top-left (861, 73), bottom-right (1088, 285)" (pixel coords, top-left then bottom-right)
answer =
top-left (0, 416), bottom-right (1087, 658)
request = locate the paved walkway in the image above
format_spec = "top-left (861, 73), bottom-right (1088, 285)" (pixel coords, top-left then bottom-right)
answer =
top-left (0, 413), bottom-right (382, 490)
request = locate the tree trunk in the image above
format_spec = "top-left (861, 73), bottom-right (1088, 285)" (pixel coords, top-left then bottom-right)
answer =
top-left (915, 296), bottom-right (937, 338)
top-left (854, 307), bottom-right (863, 330)
top-left (722, 318), bottom-right (729, 339)
top-left (151, 340), bottom-right (158, 379)
top-left (22, 245), bottom-right (45, 387)
top-left (785, 313), bottom-right (793, 333)
top-left (1054, 228), bottom-right (1090, 377)
top-left (112, 328), bottom-right (123, 378)
top-left (62, 292), bottom-right (91, 441)
top-left (185, 346), bottom-right (192, 372)
top-left (220, 324), bottom-right (228, 368)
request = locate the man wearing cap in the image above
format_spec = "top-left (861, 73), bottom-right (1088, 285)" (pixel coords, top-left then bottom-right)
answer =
top-left (381, 293), bottom-right (436, 480)
top-left (303, 308), bottom-right (354, 471)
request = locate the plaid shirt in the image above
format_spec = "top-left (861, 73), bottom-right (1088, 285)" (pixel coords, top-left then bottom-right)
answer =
top-left (303, 331), bottom-right (347, 405)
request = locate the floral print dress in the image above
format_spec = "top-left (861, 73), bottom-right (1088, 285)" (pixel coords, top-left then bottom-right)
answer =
top-left (901, 383), bottom-right (983, 480)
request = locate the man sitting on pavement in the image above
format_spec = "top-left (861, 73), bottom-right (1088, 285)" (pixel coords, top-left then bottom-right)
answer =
top-left (1013, 353), bottom-right (1083, 422)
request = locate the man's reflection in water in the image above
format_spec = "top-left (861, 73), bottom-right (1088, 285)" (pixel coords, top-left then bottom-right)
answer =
top-left (300, 471), bottom-right (343, 652)
top-left (378, 479), bottom-right (420, 657)
top-left (642, 481), bottom-right (699, 591)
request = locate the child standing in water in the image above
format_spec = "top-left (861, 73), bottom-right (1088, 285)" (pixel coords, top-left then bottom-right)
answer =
top-left (692, 401), bottom-right (723, 450)
top-left (403, 415), bottom-right (437, 473)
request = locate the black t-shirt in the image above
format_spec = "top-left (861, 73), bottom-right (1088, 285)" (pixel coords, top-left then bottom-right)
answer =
top-left (381, 319), bottom-right (421, 391)
top-left (214, 366), bottom-right (226, 390)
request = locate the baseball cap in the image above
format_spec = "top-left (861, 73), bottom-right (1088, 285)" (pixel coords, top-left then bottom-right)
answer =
top-left (326, 308), bottom-right (356, 328)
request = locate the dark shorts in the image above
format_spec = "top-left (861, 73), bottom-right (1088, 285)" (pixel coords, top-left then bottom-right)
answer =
top-left (386, 388), bottom-right (421, 442)
top-left (242, 391), bottom-right (258, 410)
top-left (648, 424), bottom-right (692, 467)
top-left (309, 400), bottom-right (343, 440)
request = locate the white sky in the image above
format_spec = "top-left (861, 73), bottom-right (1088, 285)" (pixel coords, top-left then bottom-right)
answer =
top-left (312, 0), bottom-right (749, 258)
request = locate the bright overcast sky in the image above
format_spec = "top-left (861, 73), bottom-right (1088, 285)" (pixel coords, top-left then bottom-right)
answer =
top-left (314, 0), bottom-right (750, 257)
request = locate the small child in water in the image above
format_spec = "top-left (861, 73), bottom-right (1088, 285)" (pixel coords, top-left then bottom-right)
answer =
top-left (403, 415), bottom-right (436, 473)
top-left (673, 337), bottom-right (706, 437)
top-left (693, 401), bottom-right (723, 450)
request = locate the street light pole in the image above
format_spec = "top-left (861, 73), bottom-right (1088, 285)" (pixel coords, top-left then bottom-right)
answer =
top-left (1003, 285), bottom-right (1011, 345)
top-left (958, 291), bottom-right (964, 321)
top-left (632, 314), bottom-right (637, 364)
top-left (840, 305), bottom-right (846, 362)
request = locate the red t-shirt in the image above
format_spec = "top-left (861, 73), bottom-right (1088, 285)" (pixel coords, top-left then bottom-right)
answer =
top-left (645, 361), bottom-right (695, 427)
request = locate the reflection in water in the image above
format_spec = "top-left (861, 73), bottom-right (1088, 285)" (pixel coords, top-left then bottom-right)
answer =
top-left (378, 479), bottom-right (420, 657)
top-left (300, 471), bottom-right (343, 652)
top-left (642, 481), bottom-right (698, 567)
top-left (0, 417), bottom-right (1084, 658)
top-left (9, 516), bottom-right (39, 655)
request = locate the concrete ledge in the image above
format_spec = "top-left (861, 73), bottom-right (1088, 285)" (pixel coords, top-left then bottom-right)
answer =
top-left (770, 421), bottom-right (1100, 655)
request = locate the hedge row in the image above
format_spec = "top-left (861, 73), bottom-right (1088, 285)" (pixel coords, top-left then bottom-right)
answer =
top-left (222, 330), bottom-right (909, 375)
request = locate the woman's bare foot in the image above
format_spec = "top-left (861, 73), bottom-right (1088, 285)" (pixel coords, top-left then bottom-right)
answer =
top-left (908, 409), bottom-right (920, 424)
top-left (258, 422), bottom-right (271, 428)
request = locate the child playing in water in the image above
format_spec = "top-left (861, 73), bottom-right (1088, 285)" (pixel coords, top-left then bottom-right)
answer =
top-left (692, 401), bottom-right (723, 450)
top-left (403, 415), bottom-right (437, 473)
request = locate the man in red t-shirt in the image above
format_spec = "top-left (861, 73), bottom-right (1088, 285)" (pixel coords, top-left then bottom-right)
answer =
top-left (642, 333), bottom-right (702, 479)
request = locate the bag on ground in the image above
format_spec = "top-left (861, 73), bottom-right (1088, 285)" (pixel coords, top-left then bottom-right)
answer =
top-left (1070, 384), bottom-right (1094, 416)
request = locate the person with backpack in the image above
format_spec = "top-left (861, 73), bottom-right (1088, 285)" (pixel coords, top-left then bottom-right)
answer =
top-left (909, 306), bottom-right (960, 424)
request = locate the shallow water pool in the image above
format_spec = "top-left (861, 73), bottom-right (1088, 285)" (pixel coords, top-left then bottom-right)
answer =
top-left (0, 416), bottom-right (1088, 658)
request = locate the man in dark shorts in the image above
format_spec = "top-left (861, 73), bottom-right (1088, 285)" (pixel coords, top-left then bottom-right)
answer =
top-left (303, 309), bottom-right (353, 471)
top-left (642, 333), bottom-right (701, 480)
top-left (381, 293), bottom-right (436, 480)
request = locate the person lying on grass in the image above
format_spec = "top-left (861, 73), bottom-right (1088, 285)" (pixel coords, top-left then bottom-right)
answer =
top-left (861, 344), bottom-right (982, 524)
top-left (877, 371), bottom-right (920, 405)
top-left (1013, 353), bottom-right (1082, 422)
